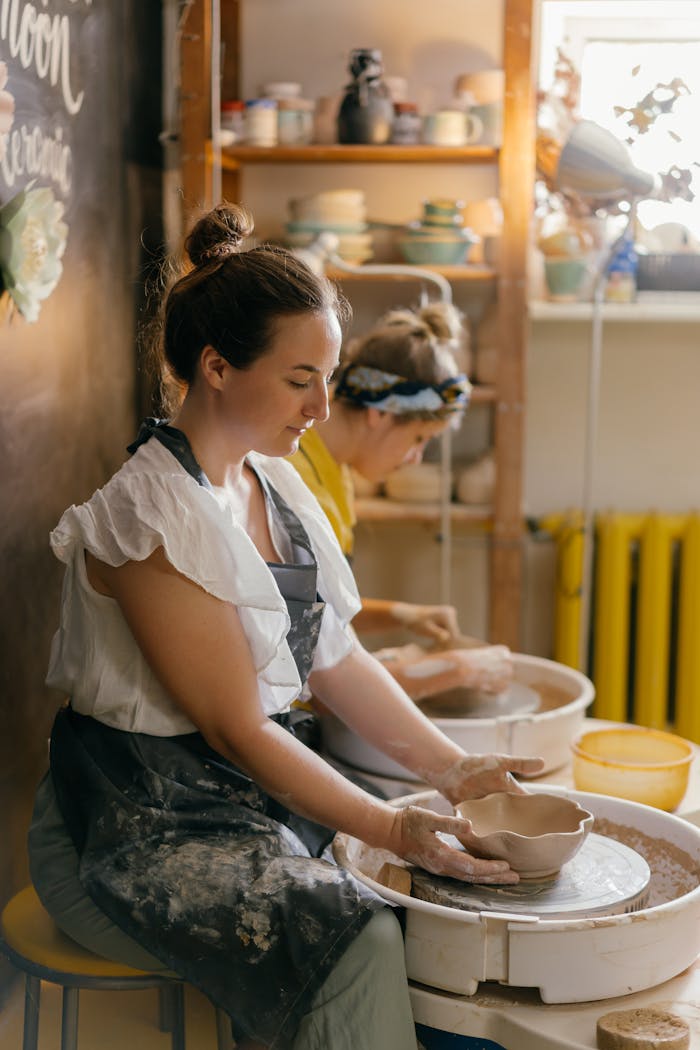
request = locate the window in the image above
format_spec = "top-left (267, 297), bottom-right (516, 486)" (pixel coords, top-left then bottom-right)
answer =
top-left (539, 1), bottom-right (700, 240)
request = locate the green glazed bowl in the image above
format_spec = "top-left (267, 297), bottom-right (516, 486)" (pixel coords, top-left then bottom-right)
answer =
top-left (398, 237), bottom-right (471, 265)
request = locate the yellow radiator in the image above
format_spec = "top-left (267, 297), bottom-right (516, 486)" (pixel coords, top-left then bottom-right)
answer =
top-left (543, 511), bottom-right (700, 742)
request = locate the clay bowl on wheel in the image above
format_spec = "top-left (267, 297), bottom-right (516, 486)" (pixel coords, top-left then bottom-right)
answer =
top-left (455, 791), bottom-right (594, 878)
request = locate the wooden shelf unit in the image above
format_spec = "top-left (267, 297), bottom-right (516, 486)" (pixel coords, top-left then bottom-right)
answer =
top-left (178, 0), bottom-right (535, 648)
top-left (326, 265), bottom-right (497, 284)
top-left (219, 144), bottom-right (499, 167)
top-left (355, 498), bottom-right (492, 525)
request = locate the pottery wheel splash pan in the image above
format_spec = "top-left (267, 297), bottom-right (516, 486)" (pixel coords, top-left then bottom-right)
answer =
top-left (333, 786), bottom-right (700, 1004)
top-left (319, 653), bottom-right (594, 779)
top-left (411, 832), bottom-right (651, 918)
top-left (420, 680), bottom-right (540, 719)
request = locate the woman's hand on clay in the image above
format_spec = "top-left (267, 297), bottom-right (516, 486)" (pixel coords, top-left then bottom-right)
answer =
top-left (390, 602), bottom-right (460, 644)
top-left (429, 753), bottom-right (546, 807)
top-left (388, 804), bottom-right (519, 884)
top-left (454, 645), bottom-right (513, 693)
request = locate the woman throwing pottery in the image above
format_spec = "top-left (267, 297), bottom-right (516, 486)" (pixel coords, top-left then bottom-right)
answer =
top-left (289, 301), bottom-right (513, 702)
top-left (29, 203), bottom-right (542, 1050)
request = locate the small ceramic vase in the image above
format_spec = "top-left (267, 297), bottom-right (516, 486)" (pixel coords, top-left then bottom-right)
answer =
top-left (337, 48), bottom-right (394, 145)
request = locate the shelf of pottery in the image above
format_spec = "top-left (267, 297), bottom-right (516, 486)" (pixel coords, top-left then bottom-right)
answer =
top-left (178, 0), bottom-right (535, 645)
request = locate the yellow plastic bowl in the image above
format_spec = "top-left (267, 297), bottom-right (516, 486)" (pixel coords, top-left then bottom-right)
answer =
top-left (571, 727), bottom-right (694, 811)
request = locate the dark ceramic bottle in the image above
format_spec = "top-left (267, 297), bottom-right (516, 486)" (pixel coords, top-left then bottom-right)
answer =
top-left (337, 49), bottom-right (394, 145)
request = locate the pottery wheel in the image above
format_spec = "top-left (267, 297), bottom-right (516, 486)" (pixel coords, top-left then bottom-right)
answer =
top-left (419, 681), bottom-right (541, 719)
top-left (411, 833), bottom-right (651, 918)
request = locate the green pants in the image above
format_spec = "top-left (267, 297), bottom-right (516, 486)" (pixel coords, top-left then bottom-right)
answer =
top-left (29, 776), bottom-right (417, 1050)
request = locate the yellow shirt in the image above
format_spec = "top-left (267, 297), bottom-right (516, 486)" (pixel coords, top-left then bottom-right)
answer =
top-left (288, 428), bottom-right (356, 557)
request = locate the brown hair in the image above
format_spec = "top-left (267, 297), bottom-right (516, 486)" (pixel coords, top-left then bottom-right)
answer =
top-left (150, 202), bottom-right (350, 413)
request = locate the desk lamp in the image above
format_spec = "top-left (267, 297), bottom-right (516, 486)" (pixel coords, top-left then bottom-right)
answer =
top-left (556, 119), bottom-right (659, 200)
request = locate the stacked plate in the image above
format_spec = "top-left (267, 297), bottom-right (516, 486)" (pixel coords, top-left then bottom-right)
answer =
top-left (285, 189), bottom-right (373, 265)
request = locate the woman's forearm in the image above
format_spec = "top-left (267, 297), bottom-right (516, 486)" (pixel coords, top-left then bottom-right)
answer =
top-left (374, 645), bottom-right (513, 701)
top-left (205, 715), bottom-right (398, 849)
top-left (353, 597), bottom-right (401, 634)
top-left (309, 646), bottom-right (466, 782)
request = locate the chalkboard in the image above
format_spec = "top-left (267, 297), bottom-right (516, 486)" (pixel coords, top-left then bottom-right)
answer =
top-left (0, 6), bottom-right (164, 998)
top-left (0, 1), bottom-right (139, 322)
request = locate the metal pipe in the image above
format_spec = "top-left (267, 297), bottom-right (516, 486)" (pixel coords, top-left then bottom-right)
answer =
top-left (578, 209), bottom-right (635, 673)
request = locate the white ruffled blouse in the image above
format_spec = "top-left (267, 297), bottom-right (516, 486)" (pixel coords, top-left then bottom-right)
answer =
top-left (46, 438), bottom-right (361, 735)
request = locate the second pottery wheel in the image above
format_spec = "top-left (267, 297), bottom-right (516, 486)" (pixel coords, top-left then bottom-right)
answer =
top-left (319, 653), bottom-right (594, 779)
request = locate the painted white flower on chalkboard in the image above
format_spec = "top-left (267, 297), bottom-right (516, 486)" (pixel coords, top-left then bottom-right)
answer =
top-left (0, 183), bottom-right (68, 322)
top-left (0, 62), bottom-right (15, 161)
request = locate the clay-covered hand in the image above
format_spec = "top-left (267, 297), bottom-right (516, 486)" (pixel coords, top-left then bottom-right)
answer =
top-left (390, 602), bottom-right (460, 644)
top-left (388, 804), bottom-right (519, 884)
top-left (454, 645), bottom-right (513, 693)
top-left (429, 753), bottom-right (546, 807)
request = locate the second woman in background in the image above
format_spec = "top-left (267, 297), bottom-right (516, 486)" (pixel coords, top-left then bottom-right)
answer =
top-left (289, 301), bottom-right (513, 702)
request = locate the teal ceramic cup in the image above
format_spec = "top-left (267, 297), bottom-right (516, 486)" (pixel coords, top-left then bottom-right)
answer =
top-left (423, 197), bottom-right (464, 217)
top-left (544, 257), bottom-right (588, 301)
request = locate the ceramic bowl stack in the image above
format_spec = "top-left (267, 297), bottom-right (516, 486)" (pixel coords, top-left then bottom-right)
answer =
top-left (285, 189), bottom-right (373, 265)
top-left (399, 197), bottom-right (478, 266)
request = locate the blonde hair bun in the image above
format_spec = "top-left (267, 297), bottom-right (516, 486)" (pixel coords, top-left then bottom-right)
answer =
top-left (380, 301), bottom-right (469, 370)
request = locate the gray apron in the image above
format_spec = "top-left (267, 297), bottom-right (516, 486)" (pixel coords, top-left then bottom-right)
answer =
top-left (48, 420), bottom-right (386, 1050)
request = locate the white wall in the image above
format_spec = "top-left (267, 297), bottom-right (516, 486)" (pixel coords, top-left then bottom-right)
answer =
top-left (525, 318), bottom-right (700, 516)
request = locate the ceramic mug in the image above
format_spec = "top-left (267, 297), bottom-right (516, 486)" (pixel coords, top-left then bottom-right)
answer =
top-left (469, 102), bottom-right (503, 146)
top-left (277, 105), bottom-right (314, 145)
top-left (423, 109), bottom-right (483, 146)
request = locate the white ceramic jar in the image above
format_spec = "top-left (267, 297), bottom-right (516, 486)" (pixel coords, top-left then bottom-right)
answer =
top-left (244, 99), bottom-right (278, 146)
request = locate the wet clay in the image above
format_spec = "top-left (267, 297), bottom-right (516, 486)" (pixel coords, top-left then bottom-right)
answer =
top-left (418, 678), bottom-right (575, 719)
top-left (528, 679), bottom-right (576, 712)
top-left (594, 818), bottom-right (700, 906)
top-left (596, 1007), bottom-right (690, 1050)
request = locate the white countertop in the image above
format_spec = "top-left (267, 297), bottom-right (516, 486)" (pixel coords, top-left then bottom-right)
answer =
top-left (529, 292), bottom-right (700, 322)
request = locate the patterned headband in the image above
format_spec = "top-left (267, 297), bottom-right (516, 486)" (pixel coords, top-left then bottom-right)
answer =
top-left (333, 364), bottom-right (471, 415)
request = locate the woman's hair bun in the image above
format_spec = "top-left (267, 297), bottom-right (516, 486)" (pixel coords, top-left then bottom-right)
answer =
top-left (185, 201), bottom-right (254, 267)
top-left (414, 301), bottom-right (465, 344)
top-left (381, 301), bottom-right (465, 345)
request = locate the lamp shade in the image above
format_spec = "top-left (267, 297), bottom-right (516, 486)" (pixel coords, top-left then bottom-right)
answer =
top-left (556, 119), bottom-right (656, 199)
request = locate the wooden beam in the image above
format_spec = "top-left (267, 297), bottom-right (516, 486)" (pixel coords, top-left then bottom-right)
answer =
top-left (489, 0), bottom-right (536, 647)
top-left (179, 0), bottom-right (214, 224)
top-left (220, 1), bottom-right (240, 102)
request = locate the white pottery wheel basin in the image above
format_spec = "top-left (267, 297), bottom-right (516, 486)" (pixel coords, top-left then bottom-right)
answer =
top-left (319, 653), bottom-right (594, 779)
top-left (333, 785), bottom-right (700, 1004)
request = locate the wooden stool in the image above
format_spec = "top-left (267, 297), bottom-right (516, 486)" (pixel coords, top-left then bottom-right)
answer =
top-left (1, 885), bottom-right (232, 1050)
